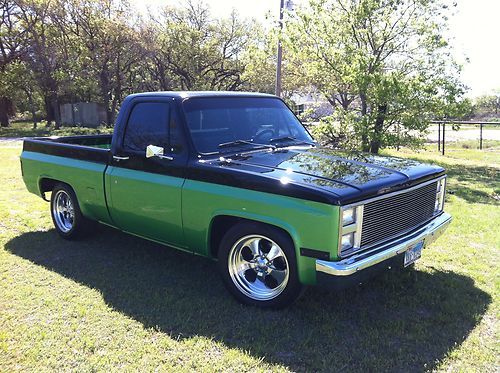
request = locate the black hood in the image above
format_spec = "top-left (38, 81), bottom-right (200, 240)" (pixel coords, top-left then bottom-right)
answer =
top-left (190, 146), bottom-right (445, 205)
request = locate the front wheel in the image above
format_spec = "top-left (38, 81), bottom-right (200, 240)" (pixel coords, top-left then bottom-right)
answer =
top-left (218, 223), bottom-right (303, 308)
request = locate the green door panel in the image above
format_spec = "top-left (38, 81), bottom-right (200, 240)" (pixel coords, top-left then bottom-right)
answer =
top-left (182, 179), bottom-right (340, 285)
top-left (20, 151), bottom-right (112, 224)
top-left (105, 166), bottom-right (185, 247)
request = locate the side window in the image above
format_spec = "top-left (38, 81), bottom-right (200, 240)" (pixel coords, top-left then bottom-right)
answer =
top-left (169, 115), bottom-right (184, 154)
top-left (123, 102), bottom-right (170, 152)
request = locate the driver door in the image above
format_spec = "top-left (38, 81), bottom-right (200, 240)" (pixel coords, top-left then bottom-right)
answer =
top-left (105, 99), bottom-right (187, 248)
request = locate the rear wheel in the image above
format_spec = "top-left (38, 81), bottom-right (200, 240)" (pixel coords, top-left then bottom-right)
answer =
top-left (218, 223), bottom-right (303, 308)
top-left (50, 183), bottom-right (88, 239)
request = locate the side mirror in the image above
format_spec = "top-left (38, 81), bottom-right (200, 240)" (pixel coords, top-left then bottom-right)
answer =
top-left (146, 144), bottom-right (173, 161)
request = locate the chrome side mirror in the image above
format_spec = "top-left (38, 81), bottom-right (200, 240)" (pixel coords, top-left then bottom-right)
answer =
top-left (146, 144), bottom-right (173, 161)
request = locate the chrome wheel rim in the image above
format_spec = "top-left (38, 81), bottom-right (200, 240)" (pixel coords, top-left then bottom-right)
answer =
top-left (228, 235), bottom-right (289, 301)
top-left (52, 190), bottom-right (74, 233)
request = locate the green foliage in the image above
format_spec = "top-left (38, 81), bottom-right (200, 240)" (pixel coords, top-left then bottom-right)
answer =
top-left (1, 0), bottom-right (265, 126)
top-left (309, 110), bottom-right (359, 149)
top-left (240, 27), bottom-right (277, 94)
top-left (286, 0), bottom-right (470, 153)
top-left (473, 93), bottom-right (500, 118)
top-left (0, 121), bottom-right (113, 138)
top-left (0, 61), bottom-right (40, 104)
top-left (1, 0), bottom-right (472, 143)
top-left (241, 24), bottom-right (311, 99)
top-left (147, 3), bottom-right (253, 91)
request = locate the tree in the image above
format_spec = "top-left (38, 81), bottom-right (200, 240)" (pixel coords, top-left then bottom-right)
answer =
top-left (0, 0), bottom-right (28, 126)
top-left (149, 1), bottom-right (253, 91)
top-left (18, 0), bottom-right (74, 128)
top-left (473, 92), bottom-right (500, 118)
top-left (0, 60), bottom-right (39, 127)
top-left (138, 21), bottom-right (180, 92)
top-left (240, 24), bottom-right (306, 98)
top-left (240, 26), bottom-right (277, 94)
top-left (286, 0), bottom-right (469, 153)
top-left (58, 0), bottom-right (145, 125)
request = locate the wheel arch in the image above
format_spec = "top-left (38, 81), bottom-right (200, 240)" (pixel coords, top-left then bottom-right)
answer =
top-left (39, 177), bottom-right (66, 198)
top-left (208, 213), bottom-right (301, 259)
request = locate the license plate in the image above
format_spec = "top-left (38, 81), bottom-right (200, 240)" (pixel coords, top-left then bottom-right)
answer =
top-left (404, 240), bottom-right (424, 267)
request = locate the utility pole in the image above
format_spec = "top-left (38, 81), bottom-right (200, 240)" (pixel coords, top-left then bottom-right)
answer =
top-left (275, 0), bottom-right (285, 98)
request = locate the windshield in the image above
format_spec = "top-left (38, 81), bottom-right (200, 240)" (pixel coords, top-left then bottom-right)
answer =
top-left (182, 97), bottom-right (314, 154)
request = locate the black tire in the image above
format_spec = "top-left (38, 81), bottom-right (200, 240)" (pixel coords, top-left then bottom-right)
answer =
top-left (50, 183), bottom-right (88, 240)
top-left (218, 222), bottom-right (303, 308)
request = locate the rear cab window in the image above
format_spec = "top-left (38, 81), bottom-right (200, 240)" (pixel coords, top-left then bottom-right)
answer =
top-left (122, 101), bottom-right (185, 155)
top-left (123, 102), bottom-right (170, 152)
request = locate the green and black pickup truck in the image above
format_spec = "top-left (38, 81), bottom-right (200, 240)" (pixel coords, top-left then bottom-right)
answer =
top-left (20, 92), bottom-right (451, 308)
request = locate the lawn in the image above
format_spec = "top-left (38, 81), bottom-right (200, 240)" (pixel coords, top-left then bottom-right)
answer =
top-left (0, 140), bottom-right (498, 372)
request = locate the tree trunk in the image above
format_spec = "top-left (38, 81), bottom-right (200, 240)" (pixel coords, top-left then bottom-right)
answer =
top-left (0, 109), bottom-right (10, 127)
top-left (26, 90), bottom-right (38, 129)
top-left (110, 63), bottom-right (122, 126)
top-left (0, 97), bottom-right (14, 127)
top-left (44, 95), bottom-right (53, 126)
top-left (369, 103), bottom-right (387, 154)
top-left (110, 93), bottom-right (120, 126)
top-left (44, 92), bottom-right (60, 129)
top-left (51, 94), bottom-right (61, 129)
top-left (104, 94), bottom-right (112, 126)
top-left (359, 92), bottom-right (370, 152)
top-left (100, 64), bottom-right (113, 126)
top-left (338, 92), bottom-right (352, 110)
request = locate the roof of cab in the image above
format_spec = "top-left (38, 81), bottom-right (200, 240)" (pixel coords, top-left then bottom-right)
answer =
top-left (126, 91), bottom-right (277, 100)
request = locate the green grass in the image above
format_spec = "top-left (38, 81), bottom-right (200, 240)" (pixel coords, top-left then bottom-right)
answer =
top-left (1, 141), bottom-right (499, 371)
top-left (0, 121), bottom-right (113, 138)
top-left (408, 141), bottom-right (500, 166)
top-left (440, 139), bottom-right (500, 151)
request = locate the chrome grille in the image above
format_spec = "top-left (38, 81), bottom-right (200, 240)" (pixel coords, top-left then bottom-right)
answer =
top-left (360, 181), bottom-right (438, 248)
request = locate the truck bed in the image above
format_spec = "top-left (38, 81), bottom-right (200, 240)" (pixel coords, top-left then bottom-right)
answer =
top-left (21, 134), bottom-right (113, 225)
top-left (22, 134), bottom-right (112, 163)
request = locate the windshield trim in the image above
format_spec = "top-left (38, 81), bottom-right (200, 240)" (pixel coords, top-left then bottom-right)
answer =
top-left (180, 95), bottom-right (315, 156)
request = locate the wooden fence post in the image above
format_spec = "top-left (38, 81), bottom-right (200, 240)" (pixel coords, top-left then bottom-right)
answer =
top-left (430, 120), bottom-right (499, 154)
top-left (438, 122), bottom-right (441, 151)
top-left (442, 122), bottom-right (445, 156)
top-left (480, 123), bottom-right (483, 150)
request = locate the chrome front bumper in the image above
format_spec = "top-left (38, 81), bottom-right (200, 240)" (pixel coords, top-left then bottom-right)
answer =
top-left (316, 212), bottom-right (452, 277)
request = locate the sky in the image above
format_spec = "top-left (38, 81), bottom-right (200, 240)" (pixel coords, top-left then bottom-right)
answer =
top-left (133, 0), bottom-right (500, 98)
top-left (447, 0), bottom-right (500, 97)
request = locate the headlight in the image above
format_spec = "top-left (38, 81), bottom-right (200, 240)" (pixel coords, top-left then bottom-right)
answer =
top-left (435, 178), bottom-right (446, 213)
top-left (341, 233), bottom-right (354, 251)
top-left (338, 205), bottom-right (364, 256)
top-left (342, 207), bottom-right (355, 226)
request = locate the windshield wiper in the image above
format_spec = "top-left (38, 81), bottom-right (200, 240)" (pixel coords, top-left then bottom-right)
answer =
top-left (218, 139), bottom-right (275, 150)
top-left (270, 136), bottom-right (315, 147)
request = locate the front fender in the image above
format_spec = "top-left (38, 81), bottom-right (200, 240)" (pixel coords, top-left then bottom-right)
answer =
top-left (182, 179), bottom-right (340, 285)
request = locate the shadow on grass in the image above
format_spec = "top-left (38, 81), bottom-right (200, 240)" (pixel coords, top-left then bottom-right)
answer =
top-left (395, 153), bottom-right (498, 205)
top-left (444, 163), bottom-right (499, 205)
top-left (6, 228), bottom-right (491, 372)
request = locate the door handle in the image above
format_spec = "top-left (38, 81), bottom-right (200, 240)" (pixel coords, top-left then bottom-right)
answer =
top-left (156, 155), bottom-right (174, 161)
top-left (113, 155), bottom-right (130, 161)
